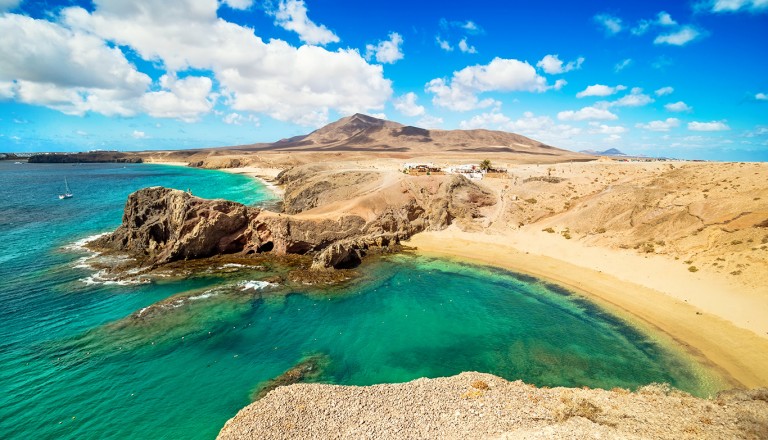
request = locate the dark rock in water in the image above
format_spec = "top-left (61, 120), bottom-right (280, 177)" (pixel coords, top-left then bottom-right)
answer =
top-left (93, 187), bottom-right (253, 264)
top-left (28, 151), bottom-right (143, 163)
top-left (251, 353), bottom-right (331, 401)
top-left (311, 240), bottom-right (364, 270)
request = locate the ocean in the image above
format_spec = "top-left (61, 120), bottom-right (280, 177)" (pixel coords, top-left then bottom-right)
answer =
top-left (0, 162), bottom-right (715, 439)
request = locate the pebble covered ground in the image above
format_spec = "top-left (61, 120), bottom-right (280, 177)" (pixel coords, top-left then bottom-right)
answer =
top-left (217, 372), bottom-right (768, 439)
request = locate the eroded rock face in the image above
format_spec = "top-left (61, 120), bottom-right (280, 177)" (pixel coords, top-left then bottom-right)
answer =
top-left (94, 170), bottom-right (496, 269)
top-left (92, 187), bottom-right (379, 269)
top-left (94, 187), bottom-right (253, 264)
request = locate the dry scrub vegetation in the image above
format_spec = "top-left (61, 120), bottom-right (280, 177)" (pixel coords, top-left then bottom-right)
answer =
top-left (489, 161), bottom-right (768, 286)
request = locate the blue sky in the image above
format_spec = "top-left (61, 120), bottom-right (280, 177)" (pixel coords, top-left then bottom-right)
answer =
top-left (0, 0), bottom-right (766, 160)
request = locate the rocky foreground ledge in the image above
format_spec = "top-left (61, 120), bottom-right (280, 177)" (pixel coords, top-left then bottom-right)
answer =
top-left (218, 372), bottom-right (767, 440)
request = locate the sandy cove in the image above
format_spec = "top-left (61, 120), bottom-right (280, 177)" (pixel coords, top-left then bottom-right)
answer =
top-left (152, 156), bottom-right (768, 389)
top-left (219, 166), bottom-right (285, 197)
top-left (405, 227), bottom-right (768, 388)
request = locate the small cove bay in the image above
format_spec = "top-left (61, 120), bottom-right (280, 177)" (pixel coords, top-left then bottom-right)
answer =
top-left (0, 162), bottom-right (719, 439)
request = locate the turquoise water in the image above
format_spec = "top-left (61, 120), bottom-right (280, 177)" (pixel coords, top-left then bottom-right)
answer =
top-left (0, 162), bottom-right (711, 440)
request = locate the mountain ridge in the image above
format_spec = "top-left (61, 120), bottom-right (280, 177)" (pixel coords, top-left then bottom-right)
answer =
top-left (237, 113), bottom-right (580, 156)
top-left (579, 148), bottom-right (626, 156)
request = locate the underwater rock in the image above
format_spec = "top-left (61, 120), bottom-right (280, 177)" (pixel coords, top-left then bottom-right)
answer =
top-left (251, 353), bottom-right (330, 401)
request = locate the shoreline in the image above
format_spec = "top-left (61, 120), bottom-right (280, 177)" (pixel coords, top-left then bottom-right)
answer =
top-left (142, 162), bottom-right (285, 200)
top-left (143, 160), bottom-right (190, 167)
top-left (216, 162), bottom-right (768, 390)
top-left (220, 166), bottom-right (285, 198)
top-left (405, 229), bottom-right (768, 389)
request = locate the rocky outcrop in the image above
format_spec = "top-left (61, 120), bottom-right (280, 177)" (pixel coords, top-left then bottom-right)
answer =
top-left (310, 240), bottom-right (365, 270)
top-left (93, 187), bottom-right (252, 264)
top-left (218, 372), bottom-right (768, 440)
top-left (93, 187), bottom-right (384, 269)
top-left (93, 167), bottom-right (495, 269)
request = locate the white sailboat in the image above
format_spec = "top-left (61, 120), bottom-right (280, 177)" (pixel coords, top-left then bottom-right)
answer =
top-left (59, 178), bottom-right (73, 199)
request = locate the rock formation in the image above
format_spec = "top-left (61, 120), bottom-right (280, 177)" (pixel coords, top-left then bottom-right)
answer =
top-left (93, 187), bottom-right (252, 264)
top-left (92, 167), bottom-right (496, 269)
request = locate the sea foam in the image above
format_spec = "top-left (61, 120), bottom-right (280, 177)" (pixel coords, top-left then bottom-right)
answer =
top-left (63, 232), bottom-right (110, 252)
top-left (238, 280), bottom-right (277, 291)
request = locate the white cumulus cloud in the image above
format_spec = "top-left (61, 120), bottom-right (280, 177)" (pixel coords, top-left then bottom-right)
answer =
top-left (688, 120), bottom-right (730, 131)
top-left (141, 75), bottom-right (216, 122)
top-left (614, 58), bottom-right (632, 72)
top-left (632, 11), bottom-right (678, 35)
top-left (704, 0), bottom-right (768, 13)
top-left (665, 101), bottom-right (692, 112)
top-left (436, 36), bottom-right (453, 51)
top-left (59, 0), bottom-right (391, 126)
top-left (609, 87), bottom-right (654, 107)
top-left (460, 110), bottom-right (581, 144)
top-left (0, 13), bottom-right (150, 117)
top-left (365, 32), bottom-right (404, 64)
top-left (461, 20), bottom-right (481, 32)
top-left (222, 0), bottom-right (253, 10)
top-left (654, 26), bottom-right (702, 46)
top-left (223, 112), bottom-right (259, 125)
top-left (576, 84), bottom-right (626, 98)
top-left (459, 110), bottom-right (512, 129)
top-left (636, 118), bottom-right (681, 132)
top-left (536, 54), bottom-right (584, 75)
top-left (0, 0), bottom-right (22, 11)
top-left (425, 57), bottom-right (549, 111)
top-left (557, 106), bottom-right (618, 121)
top-left (132, 130), bottom-right (146, 139)
top-left (416, 114), bottom-right (443, 128)
top-left (655, 86), bottom-right (674, 96)
top-left (756, 92), bottom-right (768, 101)
top-left (589, 122), bottom-right (627, 134)
top-left (393, 92), bottom-right (425, 117)
top-left (594, 13), bottom-right (623, 34)
top-left (657, 11), bottom-right (678, 25)
top-left (272, 0), bottom-right (339, 46)
top-left (0, 80), bottom-right (15, 99)
top-left (458, 38), bottom-right (477, 54)
top-left (439, 18), bottom-right (484, 34)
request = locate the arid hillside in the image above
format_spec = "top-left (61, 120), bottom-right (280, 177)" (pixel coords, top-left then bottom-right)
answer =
top-left (474, 161), bottom-right (768, 289)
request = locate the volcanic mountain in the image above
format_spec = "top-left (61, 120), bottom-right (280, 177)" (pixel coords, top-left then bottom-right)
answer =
top-left (235, 113), bottom-right (578, 156)
top-left (579, 148), bottom-right (626, 156)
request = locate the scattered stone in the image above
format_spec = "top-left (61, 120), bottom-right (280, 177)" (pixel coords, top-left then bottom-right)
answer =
top-left (218, 372), bottom-right (768, 440)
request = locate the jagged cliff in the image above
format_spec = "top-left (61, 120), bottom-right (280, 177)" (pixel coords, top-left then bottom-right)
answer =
top-left (92, 167), bottom-right (495, 269)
